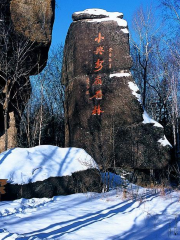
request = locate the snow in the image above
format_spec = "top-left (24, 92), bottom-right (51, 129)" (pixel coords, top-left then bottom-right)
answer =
top-left (128, 81), bottom-right (141, 102)
top-left (143, 110), bottom-right (163, 128)
top-left (0, 147), bottom-right (178, 239)
top-left (158, 136), bottom-right (172, 147)
top-left (0, 145), bottom-right (98, 185)
top-left (121, 28), bottom-right (129, 34)
top-left (74, 9), bottom-right (123, 19)
top-left (88, 16), bottom-right (127, 28)
top-left (110, 72), bottom-right (131, 78)
top-left (0, 176), bottom-right (180, 240)
top-left (76, 9), bottom-right (128, 27)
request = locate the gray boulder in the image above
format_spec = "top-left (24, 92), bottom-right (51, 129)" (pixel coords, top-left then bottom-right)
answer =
top-left (1, 169), bottom-right (102, 201)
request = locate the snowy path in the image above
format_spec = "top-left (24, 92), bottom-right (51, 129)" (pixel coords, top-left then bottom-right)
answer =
top-left (0, 187), bottom-right (180, 240)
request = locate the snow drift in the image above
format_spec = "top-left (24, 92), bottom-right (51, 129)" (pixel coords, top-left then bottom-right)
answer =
top-left (0, 145), bottom-right (98, 185)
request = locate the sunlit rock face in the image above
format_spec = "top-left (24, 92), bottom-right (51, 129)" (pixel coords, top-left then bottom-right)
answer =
top-left (10, 0), bottom-right (55, 74)
top-left (62, 9), bottom-right (171, 171)
top-left (0, 0), bottom-right (55, 151)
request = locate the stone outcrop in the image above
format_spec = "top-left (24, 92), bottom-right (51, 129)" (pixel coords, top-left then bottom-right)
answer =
top-left (10, 0), bottom-right (55, 74)
top-left (0, 112), bottom-right (17, 153)
top-left (1, 169), bottom-right (102, 201)
top-left (62, 9), bottom-right (171, 171)
top-left (0, 0), bottom-right (55, 151)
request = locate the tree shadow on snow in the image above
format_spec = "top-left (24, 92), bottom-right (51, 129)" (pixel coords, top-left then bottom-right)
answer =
top-left (107, 196), bottom-right (180, 240)
top-left (9, 193), bottom-right (161, 240)
top-left (0, 148), bottom-right (15, 165)
top-left (31, 147), bottom-right (80, 182)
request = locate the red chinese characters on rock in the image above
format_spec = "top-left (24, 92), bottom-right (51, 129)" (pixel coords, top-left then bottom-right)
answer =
top-left (89, 90), bottom-right (103, 100)
top-left (94, 59), bottom-right (104, 72)
top-left (95, 33), bottom-right (104, 43)
top-left (90, 33), bottom-right (106, 115)
top-left (94, 46), bottom-right (104, 55)
top-left (92, 76), bottom-right (102, 86)
top-left (92, 104), bottom-right (104, 115)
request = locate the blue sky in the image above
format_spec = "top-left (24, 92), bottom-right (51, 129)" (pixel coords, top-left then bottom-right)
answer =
top-left (52, 0), bottom-right (158, 47)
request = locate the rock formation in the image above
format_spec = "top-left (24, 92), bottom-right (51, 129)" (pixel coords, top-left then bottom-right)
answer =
top-left (0, 112), bottom-right (17, 152)
top-left (1, 169), bottom-right (102, 201)
top-left (62, 9), bottom-right (171, 172)
top-left (10, 0), bottom-right (55, 74)
top-left (0, 0), bottom-right (55, 152)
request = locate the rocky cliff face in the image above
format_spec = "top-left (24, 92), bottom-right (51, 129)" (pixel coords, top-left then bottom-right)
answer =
top-left (10, 0), bottom-right (55, 74)
top-left (0, 0), bottom-right (55, 152)
top-left (62, 9), bottom-right (171, 171)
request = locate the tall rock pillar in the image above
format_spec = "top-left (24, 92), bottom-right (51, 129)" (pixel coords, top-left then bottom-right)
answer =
top-left (62, 9), bottom-right (171, 171)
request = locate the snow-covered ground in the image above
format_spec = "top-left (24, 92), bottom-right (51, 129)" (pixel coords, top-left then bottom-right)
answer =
top-left (0, 146), bottom-right (180, 239)
top-left (0, 176), bottom-right (180, 240)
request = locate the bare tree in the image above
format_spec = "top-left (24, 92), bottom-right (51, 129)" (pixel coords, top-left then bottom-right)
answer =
top-left (19, 44), bottom-right (65, 147)
top-left (159, 0), bottom-right (180, 159)
top-left (160, 0), bottom-right (180, 25)
top-left (131, 1), bottom-right (180, 162)
top-left (0, 5), bottom-right (38, 150)
top-left (130, 5), bottom-right (162, 108)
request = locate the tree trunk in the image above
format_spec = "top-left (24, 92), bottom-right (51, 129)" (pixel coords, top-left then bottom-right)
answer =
top-left (4, 108), bottom-right (8, 151)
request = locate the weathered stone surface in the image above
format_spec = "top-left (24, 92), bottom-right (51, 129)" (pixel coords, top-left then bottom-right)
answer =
top-left (10, 0), bottom-right (54, 43)
top-left (0, 112), bottom-right (17, 153)
top-left (1, 169), bottom-right (102, 201)
top-left (62, 19), bottom-right (132, 82)
top-left (10, 0), bottom-right (55, 74)
top-left (62, 9), bottom-right (171, 171)
top-left (0, 0), bottom-right (55, 151)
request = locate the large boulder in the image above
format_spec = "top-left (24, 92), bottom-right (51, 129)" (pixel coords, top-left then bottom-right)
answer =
top-left (62, 9), bottom-right (171, 171)
top-left (1, 169), bottom-right (102, 201)
top-left (0, 0), bottom-right (55, 152)
top-left (0, 146), bottom-right (102, 200)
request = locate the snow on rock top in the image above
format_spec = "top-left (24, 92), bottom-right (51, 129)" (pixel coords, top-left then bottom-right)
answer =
top-left (73, 9), bottom-right (123, 19)
top-left (72, 9), bottom-right (127, 28)
top-left (158, 136), bottom-right (172, 147)
top-left (0, 145), bottom-right (98, 185)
